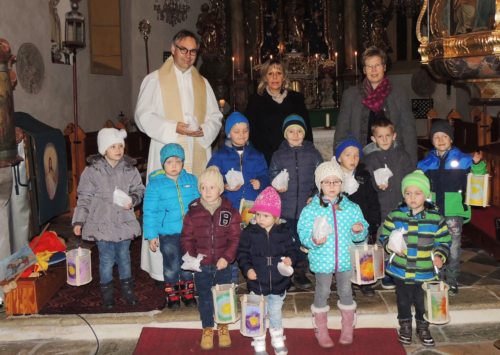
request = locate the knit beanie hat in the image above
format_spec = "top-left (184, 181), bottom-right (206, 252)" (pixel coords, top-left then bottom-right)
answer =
top-left (282, 114), bottom-right (306, 138)
top-left (225, 111), bottom-right (249, 137)
top-left (249, 186), bottom-right (282, 218)
top-left (198, 166), bottom-right (224, 193)
top-left (160, 143), bottom-right (185, 166)
top-left (97, 128), bottom-right (127, 155)
top-left (315, 161), bottom-right (344, 191)
top-left (430, 119), bottom-right (454, 141)
top-left (335, 138), bottom-right (363, 161)
top-left (401, 170), bottom-right (431, 199)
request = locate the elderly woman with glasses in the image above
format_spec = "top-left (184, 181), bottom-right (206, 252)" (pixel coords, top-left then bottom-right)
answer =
top-left (334, 46), bottom-right (417, 166)
top-left (245, 59), bottom-right (314, 165)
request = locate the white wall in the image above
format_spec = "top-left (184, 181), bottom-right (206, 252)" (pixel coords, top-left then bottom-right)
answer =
top-left (0, 0), bottom-right (135, 132)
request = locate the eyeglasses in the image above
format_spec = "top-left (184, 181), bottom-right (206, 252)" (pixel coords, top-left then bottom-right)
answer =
top-left (322, 180), bottom-right (342, 186)
top-left (365, 63), bottom-right (383, 71)
top-left (175, 44), bottom-right (198, 56)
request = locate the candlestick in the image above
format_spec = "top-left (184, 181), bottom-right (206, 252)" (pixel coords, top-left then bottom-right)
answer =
top-left (249, 56), bottom-right (253, 81)
top-left (354, 51), bottom-right (358, 77)
top-left (325, 113), bottom-right (330, 128)
top-left (335, 52), bottom-right (338, 77)
top-left (232, 57), bottom-right (235, 82)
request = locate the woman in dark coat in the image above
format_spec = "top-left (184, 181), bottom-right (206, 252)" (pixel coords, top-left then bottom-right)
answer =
top-left (334, 46), bottom-right (417, 166)
top-left (245, 58), bottom-right (314, 165)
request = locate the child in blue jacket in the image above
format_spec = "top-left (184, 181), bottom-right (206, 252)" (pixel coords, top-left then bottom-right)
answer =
top-left (298, 161), bottom-right (368, 348)
top-left (208, 111), bottom-right (269, 209)
top-left (142, 143), bottom-right (199, 309)
top-left (417, 119), bottom-right (486, 295)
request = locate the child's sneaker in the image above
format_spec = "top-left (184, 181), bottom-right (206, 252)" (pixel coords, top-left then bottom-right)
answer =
top-left (217, 324), bottom-right (231, 348)
top-left (200, 327), bottom-right (214, 350)
top-left (381, 275), bottom-right (396, 290)
top-left (448, 284), bottom-right (458, 296)
top-left (397, 319), bottom-right (412, 345)
top-left (416, 320), bottom-right (435, 347)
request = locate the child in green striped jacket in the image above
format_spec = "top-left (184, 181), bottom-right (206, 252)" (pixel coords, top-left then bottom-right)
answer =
top-left (380, 170), bottom-right (451, 347)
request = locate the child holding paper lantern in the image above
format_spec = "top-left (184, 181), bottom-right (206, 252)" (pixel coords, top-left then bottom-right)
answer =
top-left (269, 114), bottom-right (323, 290)
top-left (207, 111), bottom-right (269, 283)
top-left (72, 128), bottom-right (145, 309)
top-left (181, 166), bottom-right (241, 350)
top-left (238, 186), bottom-right (296, 355)
top-left (417, 119), bottom-right (486, 295)
top-left (297, 161), bottom-right (368, 348)
top-left (379, 170), bottom-right (451, 347)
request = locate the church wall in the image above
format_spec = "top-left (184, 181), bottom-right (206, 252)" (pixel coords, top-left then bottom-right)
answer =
top-left (0, 0), bottom-right (135, 132)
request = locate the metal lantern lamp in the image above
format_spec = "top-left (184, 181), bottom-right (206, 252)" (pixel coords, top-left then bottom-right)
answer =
top-left (63, 0), bottom-right (85, 49)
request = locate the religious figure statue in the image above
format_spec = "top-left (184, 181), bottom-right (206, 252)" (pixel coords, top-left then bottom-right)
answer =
top-left (286, 0), bottom-right (305, 52)
top-left (196, 2), bottom-right (220, 61)
top-left (454, 0), bottom-right (477, 34)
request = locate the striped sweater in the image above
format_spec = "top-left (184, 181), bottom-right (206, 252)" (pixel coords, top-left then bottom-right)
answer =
top-left (380, 204), bottom-right (451, 283)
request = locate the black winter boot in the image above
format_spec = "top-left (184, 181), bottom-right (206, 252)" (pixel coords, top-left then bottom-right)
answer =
top-left (100, 282), bottom-right (115, 310)
top-left (164, 283), bottom-right (181, 309)
top-left (398, 319), bottom-right (412, 345)
top-left (179, 280), bottom-right (197, 308)
top-left (293, 260), bottom-right (313, 289)
top-left (416, 320), bottom-right (435, 347)
top-left (120, 278), bottom-right (138, 306)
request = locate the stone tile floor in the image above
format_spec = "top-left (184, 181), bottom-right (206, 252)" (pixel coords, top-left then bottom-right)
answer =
top-left (0, 214), bottom-right (499, 354)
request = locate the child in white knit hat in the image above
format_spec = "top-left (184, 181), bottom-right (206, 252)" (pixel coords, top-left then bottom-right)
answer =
top-left (297, 161), bottom-right (368, 348)
top-left (72, 128), bottom-right (145, 309)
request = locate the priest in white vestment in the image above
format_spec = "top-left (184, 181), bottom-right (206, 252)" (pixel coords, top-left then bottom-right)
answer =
top-left (135, 30), bottom-right (222, 281)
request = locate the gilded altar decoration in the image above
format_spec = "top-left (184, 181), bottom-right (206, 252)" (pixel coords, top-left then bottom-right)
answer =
top-left (154, 0), bottom-right (190, 27)
top-left (417, 0), bottom-right (500, 101)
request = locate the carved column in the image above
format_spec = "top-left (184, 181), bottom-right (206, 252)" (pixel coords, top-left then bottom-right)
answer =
top-left (343, 0), bottom-right (357, 72)
top-left (230, 0), bottom-right (248, 111)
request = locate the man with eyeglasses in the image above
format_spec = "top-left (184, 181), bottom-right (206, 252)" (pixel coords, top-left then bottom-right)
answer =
top-left (334, 46), bottom-right (417, 166)
top-left (135, 29), bottom-right (222, 283)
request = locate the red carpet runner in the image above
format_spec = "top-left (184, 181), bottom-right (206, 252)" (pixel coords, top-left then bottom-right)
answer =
top-left (134, 327), bottom-right (406, 354)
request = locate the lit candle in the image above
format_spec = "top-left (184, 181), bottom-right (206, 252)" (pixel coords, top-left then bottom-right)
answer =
top-left (335, 52), bottom-right (338, 77)
top-left (232, 57), bottom-right (235, 82)
top-left (270, 54), bottom-right (273, 60)
top-left (315, 53), bottom-right (319, 80)
top-left (325, 113), bottom-right (330, 128)
top-left (250, 56), bottom-right (253, 81)
top-left (354, 51), bottom-right (358, 77)
top-left (218, 99), bottom-right (225, 113)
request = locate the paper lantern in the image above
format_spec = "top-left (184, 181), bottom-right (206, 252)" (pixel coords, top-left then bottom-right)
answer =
top-left (350, 244), bottom-right (385, 285)
top-left (422, 281), bottom-right (450, 324)
top-left (240, 294), bottom-right (266, 337)
top-left (66, 247), bottom-right (92, 286)
top-left (212, 283), bottom-right (239, 324)
top-left (465, 173), bottom-right (490, 207)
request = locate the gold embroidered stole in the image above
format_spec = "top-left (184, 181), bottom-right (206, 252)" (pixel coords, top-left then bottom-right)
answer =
top-left (158, 57), bottom-right (207, 176)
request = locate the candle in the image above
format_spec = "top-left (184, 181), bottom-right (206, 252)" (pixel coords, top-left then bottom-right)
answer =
top-left (326, 113), bottom-right (330, 128)
top-left (335, 52), bottom-right (338, 77)
top-left (354, 51), bottom-right (358, 77)
top-left (250, 56), bottom-right (253, 81)
top-left (315, 53), bottom-right (319, 80)
top-left (270, 54), bottom-right (273, 60)
top-left (232, 57), bottom-right (235, 82)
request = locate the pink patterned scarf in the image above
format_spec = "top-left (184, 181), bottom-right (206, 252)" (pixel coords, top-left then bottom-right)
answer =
top-left (362, 77), bottom-right (391, 113)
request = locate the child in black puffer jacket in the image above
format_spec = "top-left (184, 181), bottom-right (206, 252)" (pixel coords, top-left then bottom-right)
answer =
top-left (238, 187), bottom-right (296, 355)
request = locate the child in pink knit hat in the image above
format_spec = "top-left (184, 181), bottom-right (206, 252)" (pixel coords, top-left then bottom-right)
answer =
top-left (238, 186), bottom-right (296, 355)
